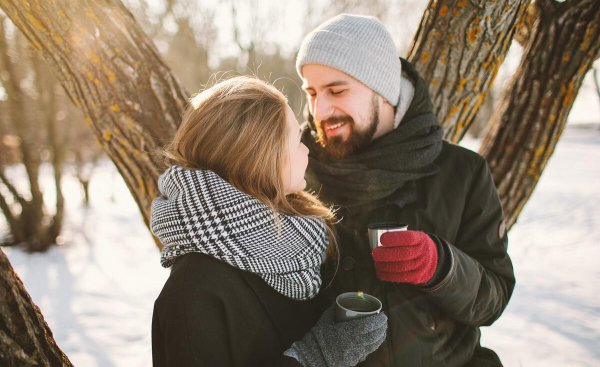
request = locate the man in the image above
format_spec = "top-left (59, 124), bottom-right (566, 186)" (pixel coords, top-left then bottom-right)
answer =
top-left (294, 14), bottom-right (515, 366)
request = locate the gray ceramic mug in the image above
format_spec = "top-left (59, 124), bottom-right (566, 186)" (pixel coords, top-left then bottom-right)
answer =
top-left (367, 223), bottom-right (409, 251)
top-left (335, 292), bottom-right (382, 321)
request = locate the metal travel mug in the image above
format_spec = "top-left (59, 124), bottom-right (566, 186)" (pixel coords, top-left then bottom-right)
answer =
top-left (367, 222), bottom-right (409, 251)
top-left (335, 292), bottom-right (382, 321)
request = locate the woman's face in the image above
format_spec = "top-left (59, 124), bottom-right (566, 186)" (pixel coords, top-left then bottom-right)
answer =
top-left (282, 105), bottom-right (309, 194)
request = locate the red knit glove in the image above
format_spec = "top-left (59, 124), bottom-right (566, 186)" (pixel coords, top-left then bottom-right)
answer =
top-left (371, 230), bottom-right (438, 285)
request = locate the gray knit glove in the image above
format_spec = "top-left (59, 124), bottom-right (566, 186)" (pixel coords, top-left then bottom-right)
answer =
top-left (283, 305), bottom-right (388, 367)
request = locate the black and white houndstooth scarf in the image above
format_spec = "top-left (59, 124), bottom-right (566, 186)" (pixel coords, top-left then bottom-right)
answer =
top-left (150, 166), bottom-right (329, 300)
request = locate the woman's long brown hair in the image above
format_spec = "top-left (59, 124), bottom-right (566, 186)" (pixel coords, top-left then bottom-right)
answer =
top-left (163, 75), bottom-right (339, 265)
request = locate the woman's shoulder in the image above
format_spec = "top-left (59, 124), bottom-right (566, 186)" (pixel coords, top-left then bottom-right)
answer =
top-left (160, 252), bottom-right (246, 296)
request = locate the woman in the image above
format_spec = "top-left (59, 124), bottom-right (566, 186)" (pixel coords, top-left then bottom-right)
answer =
top-left (151, 76), bottom-right (387, 367)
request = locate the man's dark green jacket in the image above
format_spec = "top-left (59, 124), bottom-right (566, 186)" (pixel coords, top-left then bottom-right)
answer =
top-left (305, 59), bottom-right (515, 367)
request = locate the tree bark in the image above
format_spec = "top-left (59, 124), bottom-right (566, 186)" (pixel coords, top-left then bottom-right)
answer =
top-left (480, 0), bottom-right (600, 229)
top-left (408, 0), bottom-right (528, 143)
top-left (0, 0), bottom-right (188, 361)
top-left (514, 1), bottom-right (539, 47)
top-left (0, 248), bottom-right (73, 366)
top-left (0, 0), bottom-right (188, 232)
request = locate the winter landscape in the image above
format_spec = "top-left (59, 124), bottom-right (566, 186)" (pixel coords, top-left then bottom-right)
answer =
top-left (2, 124), bottom-right (599, 367)
top-left (1, 1), bottom-right (600, 366)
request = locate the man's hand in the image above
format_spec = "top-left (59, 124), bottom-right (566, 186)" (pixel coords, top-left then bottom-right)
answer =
top-left (372, 230), bottom-right (438, 285)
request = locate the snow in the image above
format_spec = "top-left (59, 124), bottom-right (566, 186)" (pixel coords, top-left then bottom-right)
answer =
top-left (3, 162), bottom-right (169, 367)
top-left (476, 127), bottom-right (600, 367)
top-left (3, 125), bottom-right (600, 367)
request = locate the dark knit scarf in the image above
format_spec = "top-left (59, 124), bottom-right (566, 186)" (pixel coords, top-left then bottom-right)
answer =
top-left (150, 166), bottom-right (329, 300)
top-left (303, 59), bottom-right (443, 209)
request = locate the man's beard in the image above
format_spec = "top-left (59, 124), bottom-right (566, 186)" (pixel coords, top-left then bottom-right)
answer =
top-left (315, 95), bottom-right (379, 159)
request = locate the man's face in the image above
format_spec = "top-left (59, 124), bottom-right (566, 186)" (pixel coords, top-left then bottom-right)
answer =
top-left (301, 64), bottom-right (391, 159)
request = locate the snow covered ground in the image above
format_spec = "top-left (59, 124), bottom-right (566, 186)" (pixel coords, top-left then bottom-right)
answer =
top-left (3, 125), bottom-right (600, 367)
top-left (3, 161), bottom-right (169, 367)
top-left (477, 126), bottom-right (600, 367)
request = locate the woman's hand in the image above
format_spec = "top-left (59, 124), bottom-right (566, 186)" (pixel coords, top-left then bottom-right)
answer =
top-left (284, 305), bottom-right (388, 367)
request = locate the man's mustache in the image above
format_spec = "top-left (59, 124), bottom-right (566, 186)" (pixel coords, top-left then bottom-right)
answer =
top-left (319, 115), bottom-right (354, 126)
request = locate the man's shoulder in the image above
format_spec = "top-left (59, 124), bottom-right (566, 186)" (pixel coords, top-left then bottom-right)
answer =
top-left (440, 140), bottom-right (485, 161)
top-left (438, 140), bottom-right (487, 170)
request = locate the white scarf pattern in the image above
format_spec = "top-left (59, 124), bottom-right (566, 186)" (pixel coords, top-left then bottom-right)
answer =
top-left (150, 166), bottom-right (329, 300)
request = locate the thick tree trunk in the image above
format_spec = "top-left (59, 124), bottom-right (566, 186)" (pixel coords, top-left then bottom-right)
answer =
top-left (0, 0), bottom-right (188, 231)
top-left (480, 0), bottom-right (600, 229)
top-left (0, 0), bottom-right (188, 361)
top-left (408, 0), bottom-right (528, 142)
top-left (0, 248), bottom-right (73, 366)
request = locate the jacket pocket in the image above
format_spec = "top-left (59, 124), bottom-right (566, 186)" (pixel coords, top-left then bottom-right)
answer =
top-left (386, 286), bottom-right (440, 337)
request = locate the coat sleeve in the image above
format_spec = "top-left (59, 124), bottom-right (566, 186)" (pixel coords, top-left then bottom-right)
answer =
top-left (423, 157), bottom-right (515, 327)
top-left (152, 275), bottom-right (302, 367)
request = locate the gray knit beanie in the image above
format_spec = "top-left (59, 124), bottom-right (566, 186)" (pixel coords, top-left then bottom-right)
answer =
top-left (296, 14), bottom-right (401, 106)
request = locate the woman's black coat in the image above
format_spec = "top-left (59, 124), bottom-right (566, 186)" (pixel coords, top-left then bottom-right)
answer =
top-left (152, 252), bottom-right (323, 367)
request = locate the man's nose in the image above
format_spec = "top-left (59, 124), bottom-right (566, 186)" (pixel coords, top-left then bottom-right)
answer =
top-left (313, 95), bottom-right (334, 121)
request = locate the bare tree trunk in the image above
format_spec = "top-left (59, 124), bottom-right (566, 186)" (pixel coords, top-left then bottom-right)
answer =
top-left (480, 0), bottom-right (600, 229)
top-left (75, 160), bottom-right (92, 207)
top-left (0, 179), bottom-right (20, 244)
top-left (73, 150), bottom-right (101, 207)
top-left (230, 0), bottom-right (257, 71)
top-left (0, 0), bottom-right (188, 361)
top-left (0, 169), bottom-right (23, 244)
top-left (0, 0), bottom-right (187, 232)
top-left (408, 0), bottom-right (529, 142)
top-left (0, 18), bottom-right (46, 249)
top-left (32, 54), bottom-right (66, 245)
top-left (0, 248), bottom-right (73, 366)
top-left (81, 179), bottom-right (91, 205)
top-left (593, 67), bottom-right (600, 127)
